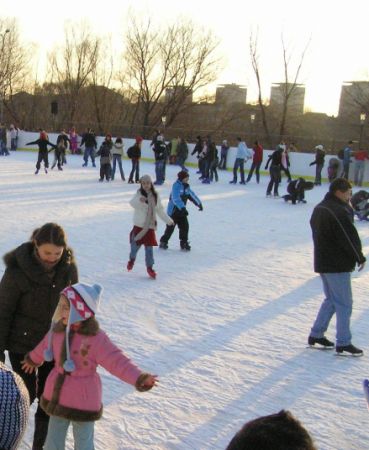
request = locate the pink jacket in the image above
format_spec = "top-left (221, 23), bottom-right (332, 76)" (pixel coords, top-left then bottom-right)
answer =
top-left (28, 325), bottom-right (143, 421)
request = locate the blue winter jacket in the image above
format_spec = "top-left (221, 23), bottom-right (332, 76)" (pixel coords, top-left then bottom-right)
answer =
top-left (167, 180), bottom-right (201, 215)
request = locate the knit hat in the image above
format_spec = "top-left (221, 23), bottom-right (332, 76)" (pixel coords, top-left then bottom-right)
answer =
top-left (140, 174), bottom-right (152, 184)
top-left (0, 362), bottom-right (29, 450)
top-left (44, 283), bottom-right (103, 373)
top-left (135, 136), bottom-right (143, 143)
top-left (177, 170), bottom-right (189, 181)
top-left (315, 144), bottom-right (324, 151)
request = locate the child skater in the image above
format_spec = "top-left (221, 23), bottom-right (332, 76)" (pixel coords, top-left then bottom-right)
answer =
top-left (96, 134), bottom-right (113, 182)
top-left (21, 282), bottom-right (158, 450)
top-left (127, 174), bottom-right (174, 279)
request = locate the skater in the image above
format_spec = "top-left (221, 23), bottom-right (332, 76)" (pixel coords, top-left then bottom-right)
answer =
top-left (51, 130), bottom-right (70, 171)
top-left (26, 131), bottom-right (57, 174)
top-left (69, 127), bottom-right (79, 154)
top-left (227, 410), bottom-right (317, 450)
top-left (80, 128), bottom-right (97, 167)
top-left (308, 178), bottom-right (366, 355)
top-left (283, 178), bottom-right (314, 204)
top-left (159, 171), bottom-right (203, 251)
top-left (353, 149), bottom-right (369, 187)
top-left (191, 135), bottom-right (204, 174)
top-left (309, 144), bottom-right (325, 185)
top-left (340, 140), bottom-right (354, 179)
top-left (9, 124), bottom-right (19, 151)
top-left (176, 137), bottom-right (189, 172)
top-left (246, 140), bottom-right (263, 183)
top-left (218, 139), bottom-right (229, 170)
top-left (0, 223), bottom-right (79, 450)
top-left (21, 282), bottom-right (157, 450)
top-left (209, 144), bottom-right (219, 182)
top-left (280, 142), bottom-right (292, 182)
top-left (111, 136), bottom-right (125, 181)
top-left (229, 137), bottom-right (253, 184)
top-left (327, 157), bottom-right (340, 183)
top-left (152, 135), bottom-right (167, 185)
top-left (0, 123), bottom-right (9, 155)
top-left (127, 175), bottom-right (174, 279)
top-left (351, 189), bottom-right (369, 220)
top-left (127, 136), bottom-right (142, 183)
top-left (201, 136), bottom-right (217, 184)
top-left (96, 134), bottom-right (113, 182)
top-left (265, 145), bottom-right (283, 197)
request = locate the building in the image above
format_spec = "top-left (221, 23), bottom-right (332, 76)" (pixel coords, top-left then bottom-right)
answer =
top-left (270, 83), bottom-right (305, 115)
top-left (215, 83), bottom-right (247, 105)
top-left (165, 86), bottom-right (193, 104)
top-left (338, 81), bottom-right (369, 121)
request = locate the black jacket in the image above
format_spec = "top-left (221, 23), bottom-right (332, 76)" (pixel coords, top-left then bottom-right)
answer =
top-left (26, 139), bottom-right (57, 152)
top-left (81, 132), bottom-right (97, 148)
top-left (310, 193), bottom-right (366, 273)
top-left (0, 242), bottom-right (78, 354)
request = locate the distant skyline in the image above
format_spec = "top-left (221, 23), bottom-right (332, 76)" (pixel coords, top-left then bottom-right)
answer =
top-left (1, 0), bottom-right (369, 116)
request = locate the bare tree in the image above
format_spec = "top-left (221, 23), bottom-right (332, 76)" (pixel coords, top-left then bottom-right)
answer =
top-left (0, 18), bottom-right (33, 125)
top-left (249, 29), bottom-right (272, 147)
top-left (121, 16), bottom-right (222, 135)
top-left (47, 22), bottom-right (101, 124)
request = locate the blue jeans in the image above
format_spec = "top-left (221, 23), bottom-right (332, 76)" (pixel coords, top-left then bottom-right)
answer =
top-left (44, 416), bottom-right (95, 450)
top-left (112, 155), bottom-right (125, 180)
top-left (232, 158), bottom-right (245, 182)
top-left (130, 239), bottom-right (154, 267)
top-left (155, 160), bottom-right (165, 184)
top-left (83, 147), bottom-right (95, 165)
top-left (310, 272), bottom-right (353, 346)
top-left (354, 160), bottom-right (365, 186)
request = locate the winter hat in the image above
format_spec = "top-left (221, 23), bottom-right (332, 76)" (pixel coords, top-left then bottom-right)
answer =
top-left (177, 170), bottom-right (189, 181)
top-left (0, 362), bottom-right (29, 450)
top-left (135, 136), bottom-right (143, 143)
top-left (315, 144), bottom-right (324, 151)
top-left (44, 283), bottom-right (103, 373)
top-left (140, 174), bottom-right (152, 184)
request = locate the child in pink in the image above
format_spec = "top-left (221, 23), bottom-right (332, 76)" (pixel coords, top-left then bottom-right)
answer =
top-left (22, 283), bottom-right (157, 450)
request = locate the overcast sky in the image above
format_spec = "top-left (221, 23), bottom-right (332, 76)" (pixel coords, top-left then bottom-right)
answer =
top-left (1, 0), bottom-right (368, 116)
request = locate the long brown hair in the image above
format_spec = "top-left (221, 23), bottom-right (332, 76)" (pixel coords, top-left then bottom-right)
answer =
top-left (31, 223), bottom-right (68, 248)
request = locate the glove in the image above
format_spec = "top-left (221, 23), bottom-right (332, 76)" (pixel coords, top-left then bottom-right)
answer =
top-left (180, 208), bottom-right (188, 217)
top-left (198, 204), bottom-right (203, 211)
top-left (309, 162), bottom-right (313, 166)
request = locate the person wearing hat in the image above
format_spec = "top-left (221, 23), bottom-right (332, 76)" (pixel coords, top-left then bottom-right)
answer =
top-left (127, 175), bottom-right (174, 279)
top-left (309, 145), bottom-right (325, 186)
top-left (159, 171), bottom-right (203, 251)
top-left (21, 283), bottom-right (158, 450)
top-left (127, 136), bottom-right (143, 183)
top-left (0, 223), bottom-right (79, 450)
top-left (0, 362), bottom-right (30, 450)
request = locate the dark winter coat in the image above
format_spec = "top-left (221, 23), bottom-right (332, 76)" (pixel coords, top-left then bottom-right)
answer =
top-left (127, 144), bottom-right (141, 160)
top-left (96, 140), bottom-right (113, 165)
top-left (0, 243), bottom-right (78, 355)
top-left (80, 132), bottom-right (97, 149)
top-left (310, 192), bottom-right (366, 273)
top-left (153, 141), bottom-right (167, 161)
top-left (56, 134), bottom-right (70, 149)
top-left (265, 149), bottom-right (282, 169)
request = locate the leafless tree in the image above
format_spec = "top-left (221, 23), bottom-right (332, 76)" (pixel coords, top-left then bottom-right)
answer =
top-left (0, 18), bottom-right (33, 125)
top-left (47, 22), bottom-right (101, 124)
top-left (121, 16), bottom-right (222, 135)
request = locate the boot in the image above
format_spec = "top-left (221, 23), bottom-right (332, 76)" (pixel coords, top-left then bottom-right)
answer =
top-left (147, 267), bottom-right (156, 279)
top-left (159, 241), bottom-right (168, 250)
top-left (127, 259), bottom-right (135, 271)
top-left (180, 241), bottom-right (191, 251)
top-left (32, 416), bottom-right (49, 450)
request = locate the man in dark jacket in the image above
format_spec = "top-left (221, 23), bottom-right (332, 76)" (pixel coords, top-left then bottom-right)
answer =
top-left (153, 135), bottom-right (167, 185)
top-left (81, 128), bottom-right (97, 167)
top-left (308, 178), bottom-right (366, 355)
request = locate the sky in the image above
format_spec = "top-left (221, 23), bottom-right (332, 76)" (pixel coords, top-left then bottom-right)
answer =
top-left (1, 0), bottom-right (369, 116)
top-left (2, 145), bottom-right (369, 450)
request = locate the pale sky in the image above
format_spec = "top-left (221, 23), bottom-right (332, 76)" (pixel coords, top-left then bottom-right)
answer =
top-left (1, 0), bottom-right (368, 116)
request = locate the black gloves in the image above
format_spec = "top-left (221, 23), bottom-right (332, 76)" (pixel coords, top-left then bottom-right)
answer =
top-left (198, 204), bottom-right (203, 211)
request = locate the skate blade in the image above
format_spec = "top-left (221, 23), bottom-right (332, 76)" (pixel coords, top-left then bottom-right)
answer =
top-left (307, 345), bottom-right (334, 351)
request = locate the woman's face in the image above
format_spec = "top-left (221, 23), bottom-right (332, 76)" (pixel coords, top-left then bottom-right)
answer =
top-left (141, 179), bottom-right (152, 192)
top-left (36, 243), bottom-right (64, 270)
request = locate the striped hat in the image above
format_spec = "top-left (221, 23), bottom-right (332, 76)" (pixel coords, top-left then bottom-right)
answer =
top-left (44, 283), bottom-right (103, 373)
top-left (0, 362), bottom-right (30, 450)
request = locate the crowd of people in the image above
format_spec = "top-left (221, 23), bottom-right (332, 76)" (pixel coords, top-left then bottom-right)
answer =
top-left (1, 127), bottom-right (369, 449)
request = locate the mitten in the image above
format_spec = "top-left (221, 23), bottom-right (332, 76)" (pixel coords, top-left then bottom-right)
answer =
top-left (135, 373), bottom-right (155, 392)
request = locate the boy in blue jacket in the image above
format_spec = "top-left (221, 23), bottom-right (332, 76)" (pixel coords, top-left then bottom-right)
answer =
top-left (159, 171), bottom-right (203, 251)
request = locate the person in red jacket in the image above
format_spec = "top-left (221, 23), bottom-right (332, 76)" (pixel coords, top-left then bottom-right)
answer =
top-left (246, 140), bottom-right (263, 183)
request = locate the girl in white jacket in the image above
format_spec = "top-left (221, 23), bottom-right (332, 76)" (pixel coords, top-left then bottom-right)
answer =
top-left (127, 175), bottom-right (174, 279)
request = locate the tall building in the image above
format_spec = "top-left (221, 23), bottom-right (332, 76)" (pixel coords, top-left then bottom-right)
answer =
top-left (270, 83), bottom-right (305, 115)
top-left (338, 81), bottom-right (369, 120)
top-left (215, 84), bottom-right (247, 104)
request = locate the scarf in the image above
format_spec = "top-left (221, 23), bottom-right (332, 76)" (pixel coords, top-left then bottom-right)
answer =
top-left (134, 191), bottom-right (156, 241)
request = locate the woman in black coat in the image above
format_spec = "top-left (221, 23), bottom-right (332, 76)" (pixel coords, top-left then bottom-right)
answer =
top-left (0, 223), bottom-right (78, 450)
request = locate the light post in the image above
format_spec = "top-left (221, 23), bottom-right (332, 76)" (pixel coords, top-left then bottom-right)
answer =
top-left (0, 29), bottom-right (10, 124)
top-left (161, 115), bottom-right (167, 132)
top-left (359, 112), bottom-right (366, 149)
top-left (250, 113), bottom-right (256, 139)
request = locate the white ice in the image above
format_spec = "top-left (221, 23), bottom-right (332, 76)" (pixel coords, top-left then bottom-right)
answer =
top-left (1, 151), bottom-right (369, 450)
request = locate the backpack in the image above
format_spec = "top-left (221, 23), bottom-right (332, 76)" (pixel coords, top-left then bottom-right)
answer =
top-left (127, 146), bottom-right (133, 159)
top-left (338, 148), bottom-right (344, 160)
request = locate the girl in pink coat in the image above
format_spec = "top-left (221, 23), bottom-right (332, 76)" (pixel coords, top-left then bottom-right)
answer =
top-left (22, 283), bottom-right (157, 450)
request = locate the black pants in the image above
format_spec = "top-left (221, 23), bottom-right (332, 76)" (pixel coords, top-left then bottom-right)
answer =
top-left (128, 159), bottom-right (140, 182)
top-left (160, 211), bottom-right (189, 244)
top-left (36, 150), bottom-right (49, 169)
top-left (267, 165), bottom-right (281, 195)
top-left (100, 163), bottom-right (111, 180)
top-left (246, 161), bottom-right (262, 183)
top-left (9, 352), bottom-right (54, 449)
